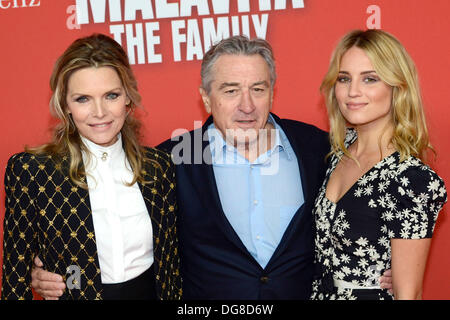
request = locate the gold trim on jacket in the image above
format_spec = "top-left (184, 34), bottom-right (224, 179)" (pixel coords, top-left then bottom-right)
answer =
top-left (2, 147), bottom-right (181, 300)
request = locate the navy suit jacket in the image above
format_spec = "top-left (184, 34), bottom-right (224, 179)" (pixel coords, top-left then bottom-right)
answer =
top-left (158, 113), bottom-right (329, 299)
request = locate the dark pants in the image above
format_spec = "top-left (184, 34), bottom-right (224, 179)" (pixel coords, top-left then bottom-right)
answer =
top-left (102, 265), bottom-right (156, 300)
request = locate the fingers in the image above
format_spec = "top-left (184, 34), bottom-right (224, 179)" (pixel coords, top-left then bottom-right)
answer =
top-left (32, 267), bottom-right (65, 284)
top-left (31, 255), bottom-right (66, 299)
top-left (379, 275), bottom-right (393, 291)
top-left (37, 289), bottom-right (64, 300)
top-left (33, 280), bottom-right (65, 299)
top-left (379, 268), bottom-right (393, 288)
top-left (34, 255), bottom-right (44, 268)
top-left (31, 267), bottom-right (66, 300)
top-left (383, 269), bottom-right (392, 277)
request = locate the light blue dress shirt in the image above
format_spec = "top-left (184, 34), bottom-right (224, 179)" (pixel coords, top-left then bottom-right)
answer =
top-left (208, 115), bottom-right (304, 268)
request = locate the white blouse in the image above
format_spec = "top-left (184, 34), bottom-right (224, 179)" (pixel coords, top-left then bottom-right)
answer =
top-left (81, 134), bottom-right (153, 284)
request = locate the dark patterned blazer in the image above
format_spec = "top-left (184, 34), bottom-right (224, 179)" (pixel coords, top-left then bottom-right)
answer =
top-left (1, 147), bottom-right (181, 300)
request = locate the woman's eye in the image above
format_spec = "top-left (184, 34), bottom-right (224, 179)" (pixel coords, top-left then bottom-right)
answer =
top-left (106, 92), bottom-right (120, 99)
top-left (337, 76), bottom-right (350, 83)
top-left (364, 76), bottom-right (379, 83)
top-left (75, 96), bottom-right (88, 103)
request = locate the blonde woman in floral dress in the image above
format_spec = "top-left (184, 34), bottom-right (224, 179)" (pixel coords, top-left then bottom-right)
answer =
top-left (311, 30), bottom-right (447, 300)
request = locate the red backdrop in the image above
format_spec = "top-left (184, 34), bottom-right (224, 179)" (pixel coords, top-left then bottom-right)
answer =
top-left (1, 0), bottom-right (449, 299)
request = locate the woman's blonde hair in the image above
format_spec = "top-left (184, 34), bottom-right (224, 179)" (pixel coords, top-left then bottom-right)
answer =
top-left (321, 29), bottom-right (432, 162)
top-left (28, 33), bottom-right (150, 188)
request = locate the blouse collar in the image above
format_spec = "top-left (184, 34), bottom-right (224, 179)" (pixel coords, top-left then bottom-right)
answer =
top-left (81, 133), bottom-right (124, 165)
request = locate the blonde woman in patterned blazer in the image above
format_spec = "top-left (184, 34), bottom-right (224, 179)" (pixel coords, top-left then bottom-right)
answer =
top-left (1, 34), bottom-right (181, 300)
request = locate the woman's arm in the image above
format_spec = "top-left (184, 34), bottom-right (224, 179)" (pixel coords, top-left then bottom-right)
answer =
top-left (1, 154), bottom-right (38, 299)
top-left (388, 163), bottom-right (447, 300)
top-left (390, 238), bottom-right (432, 300)
top-left (153, 148), bottom-right (182, 300)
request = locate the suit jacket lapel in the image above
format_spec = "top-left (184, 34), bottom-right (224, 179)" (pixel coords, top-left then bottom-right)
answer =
top-left (190, 117), bottom-right (259, 262)
top-left (264, 113), bottom-right (313, 269)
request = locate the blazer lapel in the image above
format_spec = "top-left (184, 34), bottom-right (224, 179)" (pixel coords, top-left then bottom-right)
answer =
top-left (57, 161), bottom-right (103, 299)
top-left (263, 114), bottom-right (314, 269)
top-left (190, 118), bottom-right (259, 262)
top-left (74, 180), bottom-right (104, 298)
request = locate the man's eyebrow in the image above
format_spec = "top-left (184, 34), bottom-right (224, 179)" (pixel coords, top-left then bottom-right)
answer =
top-left (252, 80), bottom-right (270, 87)
top-left (218, 80), bottom-right (270, 90)
top-left (218, 82), bottom-right (239, 90)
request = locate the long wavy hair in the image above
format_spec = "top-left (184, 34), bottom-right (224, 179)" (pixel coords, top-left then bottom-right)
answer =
top-left (321, 29), bottom-right (432, 162)
top-left (27, 33), bottom-right (151, 188)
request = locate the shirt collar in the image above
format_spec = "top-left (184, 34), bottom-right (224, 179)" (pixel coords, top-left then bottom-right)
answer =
top-left (271, 115), bottom-right (295, 161)
top-left (81, 133), bottom-right (125, 168)
top-left (207, 114), bottom-right (292, 164)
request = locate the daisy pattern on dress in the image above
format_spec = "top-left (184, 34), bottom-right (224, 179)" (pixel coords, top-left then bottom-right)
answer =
top-left (311, 128), bottom-right (447, 300)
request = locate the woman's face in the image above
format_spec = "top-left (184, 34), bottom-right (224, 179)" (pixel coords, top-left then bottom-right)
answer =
top-left (66, 66), bottom-right (130, 147)
top-left (334, 46), bottom-right (393, 130)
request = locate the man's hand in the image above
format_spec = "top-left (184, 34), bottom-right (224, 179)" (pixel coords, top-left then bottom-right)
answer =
top-left (379, 269), bottom-right (393, 294)
top-left (31, 256), bottom-right (66, 300)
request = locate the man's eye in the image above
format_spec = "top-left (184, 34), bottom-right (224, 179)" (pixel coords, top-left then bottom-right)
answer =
top-left (75, 96), bottom-right (88, 103)
top-left (253, 87), bottom-right (265, 92)
top-left (225, 89), bottom-right (237, 94)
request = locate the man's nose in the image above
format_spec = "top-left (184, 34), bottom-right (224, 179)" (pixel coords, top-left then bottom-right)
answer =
top-left (238, 90), bottom-right (256, 113)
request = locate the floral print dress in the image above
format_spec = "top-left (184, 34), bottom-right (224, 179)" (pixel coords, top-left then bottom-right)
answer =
top-left (310, 129), bottom-right (447, 300)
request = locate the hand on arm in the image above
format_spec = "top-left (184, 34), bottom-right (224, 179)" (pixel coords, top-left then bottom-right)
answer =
top-left (31, 255), bottom-right (66, 300)
top-left (379, 269), bottom-right (393, 294)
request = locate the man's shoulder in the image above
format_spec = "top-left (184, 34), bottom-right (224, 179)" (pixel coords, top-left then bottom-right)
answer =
top-left (276, 117), bottom-right (329, 147)
top-left (273, 116), bottom-right (330, 160)
top-left (277, 118), bottom-right (328, 137)
top-left (157, 128), bottom-right (200, 152)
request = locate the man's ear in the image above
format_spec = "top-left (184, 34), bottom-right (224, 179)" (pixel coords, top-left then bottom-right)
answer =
top-left (269, 87), bottom-right (274, 110)
top-left (199, 87), bottom-right (211, 114)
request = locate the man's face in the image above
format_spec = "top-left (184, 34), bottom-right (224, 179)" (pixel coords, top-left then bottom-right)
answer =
top-left (200, 54), bottom-right (273, 147)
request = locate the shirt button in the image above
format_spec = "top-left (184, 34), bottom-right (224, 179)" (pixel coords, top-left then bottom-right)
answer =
top-left (253, 200), bottom-right (258, 205)
top-left (256, 235), bottom-right (260, 240)
top-left (260, 276), bottom-right (269, 284)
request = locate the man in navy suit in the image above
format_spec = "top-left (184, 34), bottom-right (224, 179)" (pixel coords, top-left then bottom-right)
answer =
top-left (158, 36), bottom-right (330, 299)
top-left (30, 36), bottom-right (391, 299)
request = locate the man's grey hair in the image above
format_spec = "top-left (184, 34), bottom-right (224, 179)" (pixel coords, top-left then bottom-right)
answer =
top-left (200, 35), bottom-right (276, 94)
